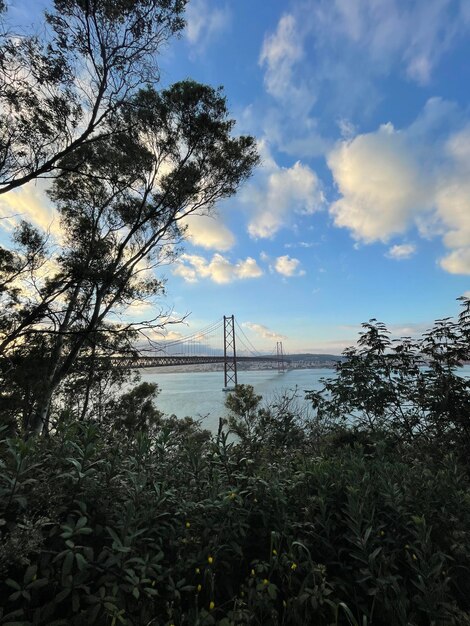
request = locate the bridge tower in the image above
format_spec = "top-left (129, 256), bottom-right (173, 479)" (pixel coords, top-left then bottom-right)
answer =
top-left (223, 314), bottom-right (238, 390)
top-left (276, 341), bottom-right (286, 373)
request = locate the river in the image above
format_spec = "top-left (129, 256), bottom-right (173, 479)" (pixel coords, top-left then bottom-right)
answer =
top-left (140, 364), bottom-right (470, 433)
top-left (140, 367), bottom-right (332, 432)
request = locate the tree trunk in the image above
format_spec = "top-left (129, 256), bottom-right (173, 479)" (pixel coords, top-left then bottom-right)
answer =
top-left (28, 387), bottom-right (54, 435)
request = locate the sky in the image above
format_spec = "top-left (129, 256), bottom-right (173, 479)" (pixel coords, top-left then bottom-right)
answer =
top-left (2, 0), bottom-right (470, 353)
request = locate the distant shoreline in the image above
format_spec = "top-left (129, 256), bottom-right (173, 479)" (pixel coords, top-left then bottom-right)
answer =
top-left (138, 362), bottom-right (340, 374)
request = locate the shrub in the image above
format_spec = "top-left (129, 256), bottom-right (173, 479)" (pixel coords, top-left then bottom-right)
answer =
top-left (1, 409), bottom-right (470, 624)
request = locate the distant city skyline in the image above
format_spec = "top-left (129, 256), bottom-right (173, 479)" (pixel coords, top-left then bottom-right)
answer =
top-left (1, 0), bottom-right (470, 353)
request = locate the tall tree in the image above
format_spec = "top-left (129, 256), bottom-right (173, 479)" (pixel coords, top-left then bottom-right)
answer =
top-left (0, 81), bottom-right (259, 433)
top-left (0, 0), bottom-right (186, 193)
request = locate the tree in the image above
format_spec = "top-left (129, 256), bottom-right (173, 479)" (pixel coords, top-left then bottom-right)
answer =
top-left (0, 0), bottom-right (186, 193)
top-left (225, 384), bottom-right (308, 454)
top-left (0, 81), bottom-right (259, 434)
top-left (307, 298), bottom-right (470, 453)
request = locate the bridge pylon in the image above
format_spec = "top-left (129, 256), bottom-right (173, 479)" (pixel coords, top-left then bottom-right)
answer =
top-left (276, 341), bottom-right (286, 373)
top-left (223, 314), bottom-right (238, 390)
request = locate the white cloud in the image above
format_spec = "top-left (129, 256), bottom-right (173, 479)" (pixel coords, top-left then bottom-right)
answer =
top-left (386, 243), bottom-right (417, 260)
top-left (310, 0), bottom-right (470, 86)
top-left (243, 322), bottom-right (288, 341)
top-left (327, 102), bottom-right (470, 275)
top-left (256, 0), bottom-right (470, 140)
top-left (243, 142), bottom-right (324, 239)
top-left (435, 126), bottom-right (470, 273)
top-left (181, 212), bottom-right (235, 251)
top-left (0, 180), bottom-right (62, 239)
top-left (173, 253), bottom-right (263, 284)
top-left (284, 241), bottom-right (315, 249)
top-left (439, 248), bottom-right (470, 275)
top-left (328, 122), bottom-right (433, 243)
top-left (274, 255), bottom-right (305, 277)
top-left (186, 0), bottom-right (230, 50)
top-left (337, 118), bottom-right (357, 140)
top-left (259, 14), bottom-right (313, 111)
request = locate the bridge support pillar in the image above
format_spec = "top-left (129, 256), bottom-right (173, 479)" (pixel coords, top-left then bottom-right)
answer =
top-left (277, 341), bottom-right (286, 373)
top-left (223, 315), bottom-right (238, 390)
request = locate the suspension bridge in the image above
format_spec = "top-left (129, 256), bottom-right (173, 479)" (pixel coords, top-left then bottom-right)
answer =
top-left (112, 315), bottom-right (288, 389)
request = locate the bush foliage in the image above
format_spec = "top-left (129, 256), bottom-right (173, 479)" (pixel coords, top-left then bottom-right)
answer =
top-left (1, 400), bottom-right (470, 625)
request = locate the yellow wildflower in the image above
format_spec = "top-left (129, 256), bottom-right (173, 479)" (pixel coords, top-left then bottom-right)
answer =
top-left (197, 584), bottom-right (202, 593)
top-left (208, 555), bottom-right (213, 565)
top-left (251, 569), bottom-right (255, 576)
top-left (185, 521), bottom-right (190, 529)
top-left (291, 562), bottom-right (297, 571)
top-left (229, 492), bottom-right (236, 500)
top-left (209, 601), bottom-right (215, 610)
top-left (195, 567), bottom-right (200, 574)
top-left (263, 578), bottom-right (269, 585)
top-left (412, 554), bottom-right (418, 561)
top-left (380, 530), bottom-right (385, 537)
top-left (272, 549), bottom-right (277, 556)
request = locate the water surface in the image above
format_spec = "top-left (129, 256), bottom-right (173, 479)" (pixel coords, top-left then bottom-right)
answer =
top-left (140, 368), bottom-right (333, 432)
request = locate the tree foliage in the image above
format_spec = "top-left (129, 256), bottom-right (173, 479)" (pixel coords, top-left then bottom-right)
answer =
top-left (0, 0), bottom-right (259, 435)
top-left (0, 79), bottom-right (258, 433)
top-left (307, 297), bottom-right (470, 453)
top-left (0, 0), bottom-right (186, 192)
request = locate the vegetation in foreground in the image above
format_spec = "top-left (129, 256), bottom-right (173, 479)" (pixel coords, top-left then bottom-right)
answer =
top-left (2, 300), bottom-right (470, 625)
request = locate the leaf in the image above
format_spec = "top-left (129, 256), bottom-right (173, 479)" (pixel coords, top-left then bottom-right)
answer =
top-left (29, 578), bottom-right (49, 590)
top-left (24, 564), bottom-right (37, 584)
top-left (338, 602), bottom-right (360, 626)
top-left (55, 588), bottom-right (71, 603)
top-left (62, 551), bottom-right (74, 577)
top-left (75, 553), bottom-right (88, 571)
top-left (369, 547), bottom-right (382, 562)
top-left (106, 527), bottom-right (122, 546)
top-left (8, 591), bottom-right (22, 602)
top-left (5, 579), bottom-right (21, 591)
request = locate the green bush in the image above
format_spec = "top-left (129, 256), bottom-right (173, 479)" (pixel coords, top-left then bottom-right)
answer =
top-left (1, 407), bottom-right (470, 625)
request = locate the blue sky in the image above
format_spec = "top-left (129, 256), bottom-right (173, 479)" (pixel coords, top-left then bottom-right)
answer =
top-left (2, 0), bottom-right (470, 353)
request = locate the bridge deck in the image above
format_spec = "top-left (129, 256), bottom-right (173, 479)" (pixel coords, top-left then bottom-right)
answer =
top-left (111, 355), bottom-right (289, 369)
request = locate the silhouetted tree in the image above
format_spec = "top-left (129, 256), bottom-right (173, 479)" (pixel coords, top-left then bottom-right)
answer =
top-left (0, 0), bottom-right (186, 193)
top-left (0, 81), bottom-right (258, 434)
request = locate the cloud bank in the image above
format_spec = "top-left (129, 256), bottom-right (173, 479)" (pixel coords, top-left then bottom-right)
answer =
top-left (327, 99), bottom-right (470, 274)
top-left (173, 253), bottom-right (263, 284)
